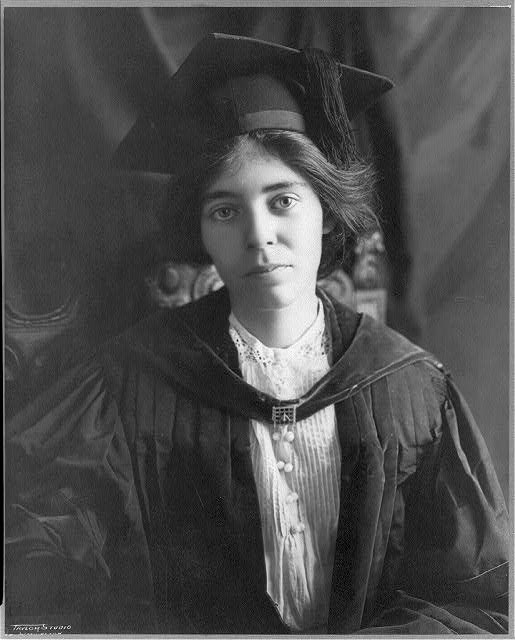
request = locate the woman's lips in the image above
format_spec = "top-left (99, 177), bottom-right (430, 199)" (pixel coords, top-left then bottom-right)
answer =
top-left (245, 264), bottom-right (291, 276)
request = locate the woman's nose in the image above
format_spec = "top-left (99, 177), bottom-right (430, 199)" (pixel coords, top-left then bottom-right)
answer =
top-left (245, 206), bottom-right (276, 249)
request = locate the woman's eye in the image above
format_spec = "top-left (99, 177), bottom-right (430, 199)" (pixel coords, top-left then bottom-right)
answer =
top-left (271, 195), bottom-right (298, 210)
top-left (211, 207), bottom-right (236, 221)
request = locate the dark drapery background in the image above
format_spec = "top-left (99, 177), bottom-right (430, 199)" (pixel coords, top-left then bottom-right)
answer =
top-left (4, 6), bottom-right (511, 498)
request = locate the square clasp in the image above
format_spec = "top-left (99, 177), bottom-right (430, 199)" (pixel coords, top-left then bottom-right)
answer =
top-left (271, 404), bottom-right (297, 428)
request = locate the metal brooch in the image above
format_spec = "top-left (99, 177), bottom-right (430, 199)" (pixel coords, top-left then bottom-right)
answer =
top-left (271, 404), bottom-right (297, 428)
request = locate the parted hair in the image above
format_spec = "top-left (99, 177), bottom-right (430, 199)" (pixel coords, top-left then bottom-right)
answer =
top-left (159, 129), bottom-right (379, 278)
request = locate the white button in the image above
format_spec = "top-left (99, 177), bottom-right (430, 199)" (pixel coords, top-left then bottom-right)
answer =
top-left (272, 432), bottom-right (281, 441)
top-left (277, 460), bottom-right (285, 470)
top-left (285, 431), bottom-right (295, 443)
top-left (284, 462), bottom-right (293, 473)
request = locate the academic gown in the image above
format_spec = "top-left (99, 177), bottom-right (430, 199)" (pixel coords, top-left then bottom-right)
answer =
top-left (5, 288), bottom-right (509, 634)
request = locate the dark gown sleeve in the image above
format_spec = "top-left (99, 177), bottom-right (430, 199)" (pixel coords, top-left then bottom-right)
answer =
top-left (364, 370), bottom-right (509, 634)
top-left (5, 355), bottom-right (158, 634)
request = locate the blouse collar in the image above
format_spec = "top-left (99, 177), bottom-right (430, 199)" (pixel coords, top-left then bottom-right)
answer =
top-left (228, 299), bottom-right (331, 366)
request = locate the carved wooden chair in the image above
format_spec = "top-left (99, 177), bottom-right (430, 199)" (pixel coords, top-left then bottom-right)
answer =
top-left (5, 231), bottom-right (387, 417)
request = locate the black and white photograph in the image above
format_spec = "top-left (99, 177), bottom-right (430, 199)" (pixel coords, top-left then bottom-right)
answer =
top-left (3, 3), bottom-right (512, 636)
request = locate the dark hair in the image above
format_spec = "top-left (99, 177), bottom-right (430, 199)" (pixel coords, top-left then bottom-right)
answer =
top-left (159, 129), bottom-right (379, 278)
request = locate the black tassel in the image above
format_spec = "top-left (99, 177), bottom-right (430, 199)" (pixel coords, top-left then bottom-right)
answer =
top-left (300, 48), bottom-right (357, 168)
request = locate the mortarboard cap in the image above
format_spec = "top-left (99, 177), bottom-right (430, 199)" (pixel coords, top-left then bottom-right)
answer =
top-left (113, 33), bottom-right (394, 175)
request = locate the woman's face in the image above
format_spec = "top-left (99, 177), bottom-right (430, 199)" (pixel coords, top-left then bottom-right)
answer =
top-left (200, 143), bottom-right (328, 317)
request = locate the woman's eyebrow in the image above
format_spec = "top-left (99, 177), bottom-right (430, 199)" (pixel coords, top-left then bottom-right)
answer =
top-left (202, 181), bottom-right (307, 203)
top-left (262, 181), bottom-right (307, 193)
top-left (201, 190), bottom-right (235, 204)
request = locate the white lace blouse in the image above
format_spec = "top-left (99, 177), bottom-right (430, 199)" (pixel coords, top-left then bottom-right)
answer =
top-left (229, 303), bottom-right (342, 632)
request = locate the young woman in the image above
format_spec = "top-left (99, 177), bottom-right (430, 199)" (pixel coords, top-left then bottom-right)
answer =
top-left (5, 34), bottom-right (508, 635)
